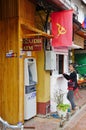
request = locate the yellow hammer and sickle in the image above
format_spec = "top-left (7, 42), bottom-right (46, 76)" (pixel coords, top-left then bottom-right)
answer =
top-left (56, 23), bottom-right (66, 36)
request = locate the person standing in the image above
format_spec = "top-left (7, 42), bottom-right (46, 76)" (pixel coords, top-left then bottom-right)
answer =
top-left (63, 63), bottom-right (78, 111)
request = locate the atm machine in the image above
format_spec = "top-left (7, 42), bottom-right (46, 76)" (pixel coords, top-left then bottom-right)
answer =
top-left (24, 58), bottom-right (37, 120)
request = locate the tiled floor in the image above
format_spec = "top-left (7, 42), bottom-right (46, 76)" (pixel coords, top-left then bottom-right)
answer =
top-left (24, 116), bottom-right (60, 130)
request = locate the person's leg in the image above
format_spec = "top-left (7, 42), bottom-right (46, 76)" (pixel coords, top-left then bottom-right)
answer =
top-left (67, 90), bottom-right (76, 110)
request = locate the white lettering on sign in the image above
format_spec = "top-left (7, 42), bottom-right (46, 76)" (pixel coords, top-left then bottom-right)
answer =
top-left (23, 38), bottom-right (42, 44)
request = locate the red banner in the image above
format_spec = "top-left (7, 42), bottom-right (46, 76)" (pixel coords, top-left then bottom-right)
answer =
top-left (50, 10), bottom-right (73, 47)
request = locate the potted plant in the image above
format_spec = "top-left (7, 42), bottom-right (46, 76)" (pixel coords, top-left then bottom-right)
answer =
top-left (54, 89), bottom-right (70, 117)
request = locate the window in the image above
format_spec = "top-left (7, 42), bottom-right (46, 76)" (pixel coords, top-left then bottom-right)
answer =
top-left (56, 54), bottom-right (64, 74)
top-left (59, 55), bottom-right (64, 74)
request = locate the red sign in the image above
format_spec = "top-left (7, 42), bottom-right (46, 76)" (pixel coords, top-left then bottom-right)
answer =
top-left (50, 10), bottom-right (73, 47)
top-left (23, 38), bottom-right (42, 51)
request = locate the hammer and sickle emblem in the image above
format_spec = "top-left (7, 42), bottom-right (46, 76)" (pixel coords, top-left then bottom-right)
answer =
top-left (56, 23), bottom-right (66, 36)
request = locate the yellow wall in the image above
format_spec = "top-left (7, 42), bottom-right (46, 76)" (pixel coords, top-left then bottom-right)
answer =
top-left (0, 0), bottom-right (50, 124)
top-left (0, 18), bottom-right (19, 124)
top-left (0, 0), bottom-right (36, 124)
top-left (36, 49), bottom-right (50, 102)
top-left (19, 0), bottom-right (36, 123)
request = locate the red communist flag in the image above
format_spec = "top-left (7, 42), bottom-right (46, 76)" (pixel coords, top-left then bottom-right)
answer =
top-left (50, 10), bottom-right (73, 47)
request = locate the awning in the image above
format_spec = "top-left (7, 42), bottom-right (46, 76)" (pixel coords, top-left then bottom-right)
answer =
top-left (68, 42), bottom-right (83, 49)
top-left (52, 42), bottom-right (82, 55)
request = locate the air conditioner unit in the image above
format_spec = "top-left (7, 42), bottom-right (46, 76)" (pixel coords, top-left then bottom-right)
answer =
top-left (45, 51), bottom-right (56, 70)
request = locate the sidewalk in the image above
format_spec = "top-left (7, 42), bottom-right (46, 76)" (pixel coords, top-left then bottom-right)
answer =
top-left (24, 88), bottom-right (86, 130)
top-left (61, 104), bottom-right (86, 130)
top-left (60, 87), bottom-right (86, 130)
top-left (0, 88), bottom-right (86, 130)
top-left (24, 116), bottom-right (60, 130)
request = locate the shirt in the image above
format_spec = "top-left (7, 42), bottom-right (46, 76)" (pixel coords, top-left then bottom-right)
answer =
top-left (63, 71), bottom-right (78, 90)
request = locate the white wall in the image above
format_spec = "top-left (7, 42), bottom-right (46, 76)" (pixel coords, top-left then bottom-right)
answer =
top-left (50, 0), bottom-right (86, 112)
top-left (71, 0), bottom-right (86, 23)
top-left (50, 55), bottom-right (70, 112)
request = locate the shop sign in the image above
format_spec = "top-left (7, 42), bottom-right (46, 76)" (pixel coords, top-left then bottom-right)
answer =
top-left (23, 38), bottom-right (42, 51)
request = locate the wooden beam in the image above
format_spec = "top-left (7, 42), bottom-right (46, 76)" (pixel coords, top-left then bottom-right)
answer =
top-left (22, 33), bottom-right (43, 38)
top-left (20, 20), bottom-right (54, 39)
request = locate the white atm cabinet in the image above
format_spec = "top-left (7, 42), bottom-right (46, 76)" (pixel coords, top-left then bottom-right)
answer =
top-left (24, 85), bottom-right (36, 120)
top-left (24, 58), bottom-right (37, 120)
